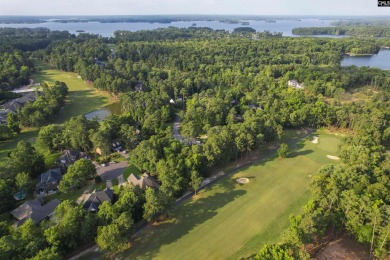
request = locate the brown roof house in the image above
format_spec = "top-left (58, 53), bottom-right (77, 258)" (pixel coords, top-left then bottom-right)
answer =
top-left (127, 173), bottom-right (160, 190)
top-left (82, 188), bottom-right (114, 212)
top-left (36, 168), bottom-right (62, 195)
top-left (11, 197), bottom-right (61, 227)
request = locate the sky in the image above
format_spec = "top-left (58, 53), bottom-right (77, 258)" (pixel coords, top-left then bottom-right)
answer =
top-left (0, 0), bottom-right (389, 16)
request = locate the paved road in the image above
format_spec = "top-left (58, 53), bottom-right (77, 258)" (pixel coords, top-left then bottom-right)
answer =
top-left (97, 161), bottom-right (128, 181)
top-left (172, 114), bottom-right (184, 141)
top-left (172, 114), bottom-right (198, 145)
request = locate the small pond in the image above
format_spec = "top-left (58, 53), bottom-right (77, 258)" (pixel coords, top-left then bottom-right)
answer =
top-left (84, 102), bottom-right (122, 121)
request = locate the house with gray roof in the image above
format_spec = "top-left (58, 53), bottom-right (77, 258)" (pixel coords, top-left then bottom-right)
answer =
top-left (82, 188), bottom-right (114, 212)
top-left (3, 100), bottom-right (22, 114)
top-left (14, 92), bottom-right (38, 105)
top-left (127, 173), bottom-right (160, 190)
top-left (36, 168), bottom-right (62, 195)
top-left (0, 92), bottom-right (39, 123)
top-left (56, 150), bottom-right (82, 170)
top-left (0, 114), bottom-right (7, 124)
top-left (11, 198), bottom-right (61, 227)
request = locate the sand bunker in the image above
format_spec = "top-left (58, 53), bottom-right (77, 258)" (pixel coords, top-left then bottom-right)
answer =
top-left (327, 155), bottom-right (340, 160)
top-left (236, 178), bottom-right (249, 184)
top-left (312, 136), bottom-right (319, 144)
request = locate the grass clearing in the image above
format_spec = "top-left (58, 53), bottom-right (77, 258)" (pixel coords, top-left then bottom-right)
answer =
top-left (121, 130), bottom-right (341, 260)
top-left (0, 61), bottom-right (111, 162)
top-left (44, 185), bottom-right (87, 203)
top-left (32, 61), bottom-right (112, 122)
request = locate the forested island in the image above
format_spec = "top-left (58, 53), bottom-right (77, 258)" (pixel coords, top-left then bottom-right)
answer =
top-left (0, 26), bottom-right (389, 259)
top-left (292, 25), bottom-right (390, 37)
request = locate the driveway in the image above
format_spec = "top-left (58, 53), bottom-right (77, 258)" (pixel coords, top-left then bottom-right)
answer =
top-left (172, 114), bottom-right (184, 141)
top-left (97, 161), bottom-right (128, 181)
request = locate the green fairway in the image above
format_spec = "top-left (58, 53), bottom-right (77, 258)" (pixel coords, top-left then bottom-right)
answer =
top-left (0, 61), bottom-right (111, 162)
top-left (32, 61), bottom-right (111, 122)
top-left (123, 130), bottom-right (342, 260)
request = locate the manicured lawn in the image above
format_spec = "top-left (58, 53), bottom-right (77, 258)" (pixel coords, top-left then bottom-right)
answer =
top-left (0, 61), bottom-right (111, 162)
top-left (44, 185), bottom-right (87, 203)
top-left (122, 130), bottom-right (341, 260)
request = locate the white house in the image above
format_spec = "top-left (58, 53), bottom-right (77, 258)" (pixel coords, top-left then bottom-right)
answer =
top-left (288, 80), bottom-right (304, 89)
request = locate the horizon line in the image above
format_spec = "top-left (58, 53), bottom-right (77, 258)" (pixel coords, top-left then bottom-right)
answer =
top-left (1, 14), bottom-right (390, 17)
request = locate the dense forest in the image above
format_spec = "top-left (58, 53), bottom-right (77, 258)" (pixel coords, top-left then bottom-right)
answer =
top-left (0, 51), bottom-right (33, 91)
top-left (0, 27), bottom-right (389, 259)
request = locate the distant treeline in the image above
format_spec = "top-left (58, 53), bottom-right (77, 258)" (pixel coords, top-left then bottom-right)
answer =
top-left (0, 15), bottom-right (316, 24)
top-left (331, 19), bottom-right (390, 26)
top-left (292, 26), bottom-right (390, 37)
top-left (0, 16), bottom-right (44, 24)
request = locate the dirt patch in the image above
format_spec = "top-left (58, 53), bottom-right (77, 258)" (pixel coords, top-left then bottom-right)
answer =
top-left (236, 178), bottom-right (249, 184)
top-left (314, 235), bottom-right (370, 260)
top-left (327, 155), bottom-right (340, 160)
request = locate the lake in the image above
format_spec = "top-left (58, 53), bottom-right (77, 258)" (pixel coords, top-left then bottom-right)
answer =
top-left (84, 102), bottom-right (121, 121)
top-left (0, 18), bottom-right (336, 37)
top-left (341, 49), bottom-right (390, 70)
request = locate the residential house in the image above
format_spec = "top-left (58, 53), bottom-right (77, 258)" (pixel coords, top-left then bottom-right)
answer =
top-left (248, 104), bottom-right (263, 110)
top-left (134, 82), bottom-right (145, 92)
top-left (0, 92), bottom-right (39, 123)
top-left (14, 92), bottom-right (38, 105)
top-left (127, 173), bottom-right (160, 190)
top-left (11, 198), bottom-right (61, 227)
top-left (82, 188), bottom-right (114, 212)
top-left (288, 80), bottom-right (304, 89)
top-left (36, 168), bottom-right (62, 195)
top-left (56, 150), bottom-right (82, 169)
top-left (112, 141), bottom-right (122, 152)
top-left (3, 100), bottom-right (22, 114)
